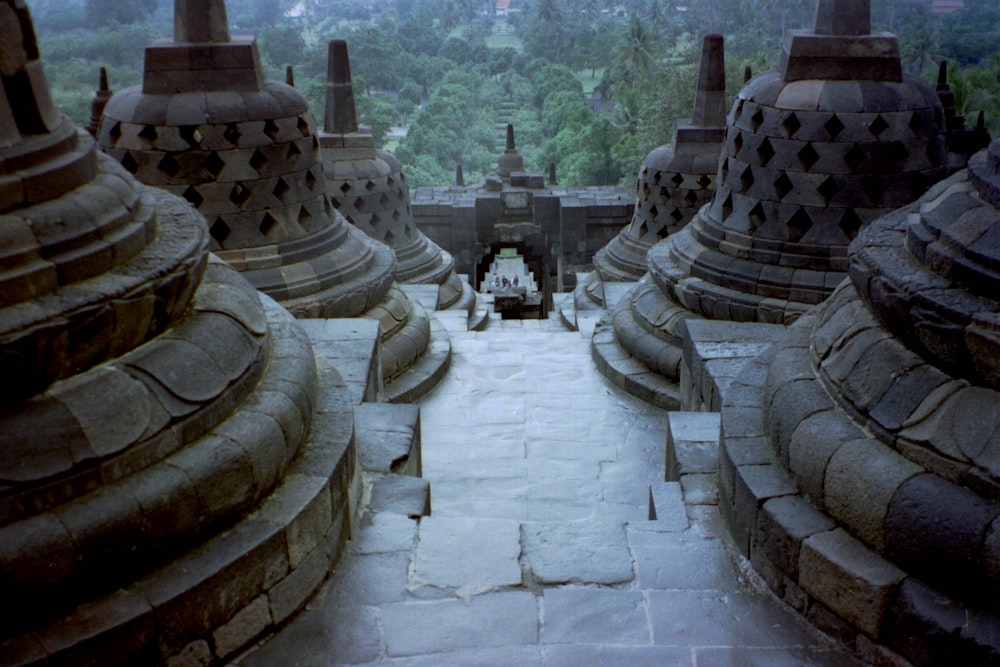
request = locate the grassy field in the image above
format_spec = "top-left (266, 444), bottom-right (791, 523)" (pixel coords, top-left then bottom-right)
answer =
top-left (486, 19), bottom-right (523, 52)
top-left (575, 69), bottom-right (605, 95)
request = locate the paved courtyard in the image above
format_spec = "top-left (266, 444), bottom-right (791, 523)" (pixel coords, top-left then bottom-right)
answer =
top-left (236, 315), bottom-right (864, 667)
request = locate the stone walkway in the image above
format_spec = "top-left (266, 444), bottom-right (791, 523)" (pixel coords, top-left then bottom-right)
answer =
top-left (235, 317), bottom-right (864, 667)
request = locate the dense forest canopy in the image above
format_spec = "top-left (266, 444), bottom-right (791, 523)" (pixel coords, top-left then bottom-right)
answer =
top-left (33, 0), bottom-right (1000, 188)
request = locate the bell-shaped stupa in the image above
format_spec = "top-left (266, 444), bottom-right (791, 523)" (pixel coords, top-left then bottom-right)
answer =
top-left (97, 0), bottom-right (438, 396)
top-left (719, 138), bottom-right (1000, 665)
top-left (597, 0), bottom-right (947, 408)
top-left (577, 33), bottom-right (727, 311)
top-left (319, 40), bottom-right (474, 312)
top-left (0, 2), bottom-right (357, 663)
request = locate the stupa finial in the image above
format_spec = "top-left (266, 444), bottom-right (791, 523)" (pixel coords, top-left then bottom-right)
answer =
top-left (286, 65), bottom-right (295, 87)
top-left (691, 33), bottom-right (726, 128)
top-left (455, 163), bottom-right (465, 187)
top-left (813, 0), bottom-right (870, 36)
top-left (0, 0), bottom-right (61, 145)
top-left (87, 66), bottom-right (113, 138)
top-left (782, 0), bottom-right (897, 82)
top-left (325, 39), bottom-right (358, 134)
top-left (506, 123), bottom-right (516, 151)
top-left (174, 0), bottom-right (231, 43)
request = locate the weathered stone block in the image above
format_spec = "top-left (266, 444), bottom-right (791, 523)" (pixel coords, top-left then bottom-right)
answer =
top-left (786, 409), bottom-right (857, 506)
top-left (884, 577), bottom-right (1000, 667)
top-left (799, 528), bottom-right (905, 638)
top-left (754, 495), bottom-right (836, 581)
top-left (884, 473), bottom-right (1000, 600)
top-left (212, 595), bottom-right (272, 660)
top-left (369, 475), bottom-right (430, 517)
top-left (824, 439), bottom-right (921, 550)
top-left (268, 542), bottom-right (331, 624)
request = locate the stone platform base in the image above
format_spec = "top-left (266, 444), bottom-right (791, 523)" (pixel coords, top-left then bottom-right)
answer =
top-left (2, 307), bottom-right (362, 667)
top-left (591, 313), bottom-right (680, 411)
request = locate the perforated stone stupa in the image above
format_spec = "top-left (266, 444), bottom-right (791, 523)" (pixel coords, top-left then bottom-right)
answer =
top-left (597, 0), bottom-right (947, 408)
top-left (581, 33), bottom-right (727, 309)
top-left (719, 138), bottom-right (1000, 666)
top-left (0, 2), bottom-right (357, 663)
top-left (320, 40), bottom-right (473, 313)
top-left (96, 0), bottom-right (438, 396)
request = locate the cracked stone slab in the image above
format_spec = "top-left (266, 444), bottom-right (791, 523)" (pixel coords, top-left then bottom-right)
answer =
top-left (410, 516), bottom-right (522, 597)
top-left (540, 587), bottom-right (650, 645)
top-left (381, 591), bottom-right (538, 657)
top-left (521, 519), bottom-right (633, 585)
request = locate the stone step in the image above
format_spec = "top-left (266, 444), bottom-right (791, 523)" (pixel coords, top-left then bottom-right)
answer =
top-left (666, 411), bottom-right (721, 506)
top-left (464, 286), bottom-right (490, 331)
top-left (385, 310), bottom-right (452, 404)
top-left (1, 335), bottom-right (362, 667)
top-left (369, 475), bottom-right (431, 518)
top-left (554, 292), bottom-right (579, 332)
top-left (590, 314), bottom-right (680, 411)
top-left (602, 281), bottom-right (637, 310)
top-left (399, 283), bottom-right (440, 313)
top-left (301, 318), bottom-right (382, 405)
top-left (681, 319), bottom-right (785, 412)
top-left (647, 482), bottom-right (689, 531)
top-left (354, 403), bottom-right (421, 476)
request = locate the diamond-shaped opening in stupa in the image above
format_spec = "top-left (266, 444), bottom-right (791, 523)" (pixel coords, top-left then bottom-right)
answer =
top-left (787, 207), bottom-right (812, 242)
top-left (782, 112), bottom-right (802, 137)
top-left (157, 153), bottom-right (181, 177)
top-left (210, 217), bottom-right (231, 243)
top-left (824, 114), bottom-right (845, 140)
top-left (203, 152), bottom-right (225, 178)
top-left (774, 172), bottom-right (793, 200)
top-left (817, 176), bottom-right (839, 205)
top-left (756, 137), bottom-right (775, 166)
top-left (797, 143), bottom-right (820, 170)
top-left (182, 185), bottom-right (204, 208)
top-left (259, 212), bottom-right (278, 237)
top-left (868, 115), bottom-right (890, 137)
top-left (844, 143), bottom-right (867, 172)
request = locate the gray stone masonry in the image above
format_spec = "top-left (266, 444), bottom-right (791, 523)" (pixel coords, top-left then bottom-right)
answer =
top-left (234, 314), bottom-right (863, 667)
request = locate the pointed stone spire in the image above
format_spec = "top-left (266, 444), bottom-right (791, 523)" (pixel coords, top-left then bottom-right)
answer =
top-left (325, 39), bottom-right (358, 135)
top-left (286, 65), bottom-right (295, 87)
top-left (674, 34), bottom-right (727, 155)
top-left (174, 0), bottom-right (231, 43)
top-left (936, 60), bottom-right (961, 130)
top-left (781, 0), bottom-right (899, 81)
top-left (455, 163), bottom-right (465, 187)
top-left (317, 40), bottom-right (469, 312)
top-left (498, 123), bottom-right (524, 179)
top-left (937, 59), bottom-right (949, 88)
top-left (813, 0), bottom-right (870, 36)
top-left (144, 0), bottom-right (260, 93)
top-left (744, 64), bottom-right (752, 84)
top-left (548, 161), bottom-right (557, 186)
top-left (690, 33), bottom-right (726, 129)
top-left (86, 67), bottom-right (112, 138)
top-left (0, 0), bottom-right (61, 147)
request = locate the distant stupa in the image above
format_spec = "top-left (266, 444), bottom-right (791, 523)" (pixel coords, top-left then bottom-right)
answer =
top-left (0, 2), bottom-right (357, 664)
top-left (97, 0), bottom-right (440, 393)
top-left (578, 33), bottom-right (728, 314)
top-left (319, 40), bottom-right (474, 312)
top-left (597, 0), bottom-right (948, 408)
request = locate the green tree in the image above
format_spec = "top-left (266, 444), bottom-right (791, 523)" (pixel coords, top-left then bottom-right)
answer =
top-left (84, 0), bottom-right (157, 27)
top-left (258, 24), bottom-right (307, 70)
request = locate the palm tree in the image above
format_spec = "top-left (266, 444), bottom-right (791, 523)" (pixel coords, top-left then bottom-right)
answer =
top-left (609, 15), bottom-right (659, 95)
